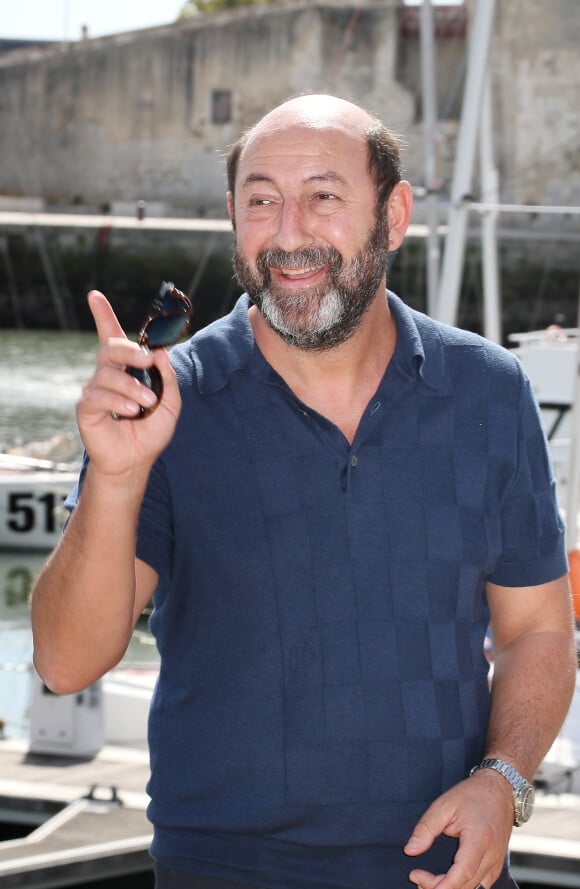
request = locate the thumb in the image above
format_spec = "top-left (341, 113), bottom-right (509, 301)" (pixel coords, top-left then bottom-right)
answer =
top-left (87, 290), bottom-right (128, 344)
top-left (404, 814), bottom-right (439, 857)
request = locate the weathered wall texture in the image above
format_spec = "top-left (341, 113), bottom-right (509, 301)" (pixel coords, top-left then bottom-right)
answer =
top-left (1, 0), bottom-right (579, 334)
top-left (0, 0), bottom-right (578, 222)
top-left (492, 0), bottom-right (580, 208)
top-left (0, 0), bottom-right (466, 215)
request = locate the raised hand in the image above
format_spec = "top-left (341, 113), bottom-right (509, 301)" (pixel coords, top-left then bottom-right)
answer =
top-left (76, 290), bottom-right (182, 478)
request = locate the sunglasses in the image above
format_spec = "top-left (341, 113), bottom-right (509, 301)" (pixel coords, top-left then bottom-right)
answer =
top-left (125, 281), bottom-right (193, 418)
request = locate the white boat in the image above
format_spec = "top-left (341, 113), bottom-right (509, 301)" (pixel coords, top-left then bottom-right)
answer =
top-left (0, 454), bottom-right (78, 551)
top-left (509, 325), bottom-right (580, 627)
top-left (29, 664), bottom-right (157, 755)
top-left (509, 325), bottom-right (578, 507)
top-left (102, 666), bottom-right (157, 747)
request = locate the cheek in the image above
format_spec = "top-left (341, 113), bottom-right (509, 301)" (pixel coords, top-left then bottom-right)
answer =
top-left (235, 222), bottom-right (272, 263)
top-left (317, 212), bottom-right (373, 254)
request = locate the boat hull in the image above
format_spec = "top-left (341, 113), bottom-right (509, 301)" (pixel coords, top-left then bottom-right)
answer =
top-left (0, 469), bottom-right (77, 551)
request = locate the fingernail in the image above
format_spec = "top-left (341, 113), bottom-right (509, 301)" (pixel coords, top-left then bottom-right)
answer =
top-left (142, 389), bottom-right (158, 405)
top-left (406, 836), bottom-right (421, 850)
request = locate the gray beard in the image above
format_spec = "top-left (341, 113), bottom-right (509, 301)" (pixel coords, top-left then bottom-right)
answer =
top-left (258, 285), bottom-right (345, 346)
top-left (233, 212), bottom-right (390, 351)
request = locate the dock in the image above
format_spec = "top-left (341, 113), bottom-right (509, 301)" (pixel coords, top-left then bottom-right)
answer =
top-left (0, 738), bottom-right (152, 888)
top-left (1, 734), bottom-right (580, 887)
top-left (0, 209), bottom-right (436, 240)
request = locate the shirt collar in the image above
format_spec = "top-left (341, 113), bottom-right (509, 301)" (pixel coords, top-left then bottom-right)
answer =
top-left (188, 294), bottom-right (256, 395)
top-left (188, 291), bottom-right (449, 396)
top-left (387, 291), bottom-right (449, 392)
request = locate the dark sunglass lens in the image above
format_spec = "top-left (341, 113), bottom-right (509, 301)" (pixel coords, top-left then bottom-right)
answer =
top-left (126, 364), bottom-right (164, 417)
top-left (139, 283), bottom-right (192, 349)
top-left (157, 286), bottom-right (190, 314)
top-left (144, 312), bottom-right (190, 349)
top-left (122, 282), bottom-right (191, 420)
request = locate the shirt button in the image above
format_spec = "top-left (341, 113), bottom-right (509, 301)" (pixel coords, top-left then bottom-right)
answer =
top-left (351, 455), bottom-right (359, 467)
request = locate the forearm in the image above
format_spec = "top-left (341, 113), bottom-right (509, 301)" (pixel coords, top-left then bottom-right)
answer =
top-left (485, 626), bottom-right (577, 778)
top-left (30, 463), bottom-right (151, 694)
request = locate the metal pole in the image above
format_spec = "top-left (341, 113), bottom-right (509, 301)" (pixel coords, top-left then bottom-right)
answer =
top-left (0, 236), bottom-right (24, 328)
top-left (420, 0), bottom-right (440, 317)
top-left (435, 0), bottom-right (497, 328)
top-left (479, 67), bottom-right (501, 343)
top-left (33, 228), bottom-right (69, 330)
top-left (63, 0), bottom-right (70, 44)
top-left (565, 283), bottom-right (580, 553)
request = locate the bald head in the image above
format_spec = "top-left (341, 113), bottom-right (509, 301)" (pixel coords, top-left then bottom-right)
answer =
top-left (226, 94), bottom-right (403, 210)
top-left (245, 94), bottom-right (373, 145)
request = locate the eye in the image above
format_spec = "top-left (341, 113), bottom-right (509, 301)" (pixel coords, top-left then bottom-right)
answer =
top-left (313, 192), bottom-right (337, 202)
top-left (245, 193), bottom-right (282, 215)
top-left (310, 191), bottom-right (342, 214)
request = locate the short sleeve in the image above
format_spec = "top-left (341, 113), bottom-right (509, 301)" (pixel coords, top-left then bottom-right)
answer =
top-left (136, 457), bottom-right (174, 580)
top-left (488, 372), bottom-right (568, 586)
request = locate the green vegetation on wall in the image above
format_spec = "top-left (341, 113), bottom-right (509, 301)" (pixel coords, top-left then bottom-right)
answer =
top-left (179, 0), bottom-right (281, 16)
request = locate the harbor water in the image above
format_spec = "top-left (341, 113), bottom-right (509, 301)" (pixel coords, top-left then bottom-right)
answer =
top-left (0, 329), bottom-right (99, 454)
top-left (0, 329), bottom-right (159, 742)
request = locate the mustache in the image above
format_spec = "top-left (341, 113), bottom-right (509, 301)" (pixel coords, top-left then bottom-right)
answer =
top-left (255, 246), bottom-right (343, 276)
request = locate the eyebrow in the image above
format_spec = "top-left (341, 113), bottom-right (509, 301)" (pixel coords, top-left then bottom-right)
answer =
top-left (240, 171), bottom-right (348, 190)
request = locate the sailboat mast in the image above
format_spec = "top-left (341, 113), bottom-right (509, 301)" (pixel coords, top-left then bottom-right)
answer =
top-left (436, 0), bottom-right (497, 329)
top-left (420, 0), bottom-right (441, 317)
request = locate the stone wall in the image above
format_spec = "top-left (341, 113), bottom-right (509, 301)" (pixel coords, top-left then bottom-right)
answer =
top-left (492, 0), bottom-right (580, 208)
top-left (1, 0), bottom-right (579, 335)
top-left (0, 0), bottom-right (466, 215)
top-left (1, 0), bottom-right (579, 217)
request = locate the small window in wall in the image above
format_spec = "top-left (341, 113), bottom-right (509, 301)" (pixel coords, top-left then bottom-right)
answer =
top-left (212, 90), bottom-right (232, 124)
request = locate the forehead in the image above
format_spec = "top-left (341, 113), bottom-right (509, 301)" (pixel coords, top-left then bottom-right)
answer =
top-left (237, 120), bottom-right (370, 189)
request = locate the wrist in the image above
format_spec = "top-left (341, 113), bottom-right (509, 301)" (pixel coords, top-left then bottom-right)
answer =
top-left (470, 757), bottom-right (535, 826)
top-left (81, 461), bottom-right (151, 513)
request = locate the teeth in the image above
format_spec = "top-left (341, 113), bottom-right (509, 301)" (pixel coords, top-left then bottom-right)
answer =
top-left (279, 266), bottom-right (321, 277)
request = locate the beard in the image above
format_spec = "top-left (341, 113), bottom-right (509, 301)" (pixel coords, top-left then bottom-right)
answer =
top-left (233, 211), bottom-right (390, 351)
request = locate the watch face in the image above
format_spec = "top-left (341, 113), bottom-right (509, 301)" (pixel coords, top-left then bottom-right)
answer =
top-left (519, 785), bottom-right (535, 823)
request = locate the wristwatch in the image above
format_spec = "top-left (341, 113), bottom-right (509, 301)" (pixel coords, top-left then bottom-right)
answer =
top-left (470, 758), bottom-right (535, 826)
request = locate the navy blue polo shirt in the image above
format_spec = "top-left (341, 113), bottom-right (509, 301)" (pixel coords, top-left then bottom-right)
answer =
top-left (133, 292), bottom-right (566, 888)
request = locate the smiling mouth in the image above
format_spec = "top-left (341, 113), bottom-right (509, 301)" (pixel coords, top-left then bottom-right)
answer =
top-left (276, 265), bottom-right (326, 280)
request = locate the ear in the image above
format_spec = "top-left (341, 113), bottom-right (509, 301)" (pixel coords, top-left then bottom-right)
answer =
top-left (385, 180), bottom-right (413, 252)
top-left (227, 191), bottom-right (236, 230)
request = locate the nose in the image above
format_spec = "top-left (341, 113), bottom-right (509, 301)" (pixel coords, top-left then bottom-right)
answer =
top-left (272, 198), bottom-right (314, 253)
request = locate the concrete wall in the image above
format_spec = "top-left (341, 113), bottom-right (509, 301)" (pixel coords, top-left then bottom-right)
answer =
top-left (0, 0), bottom-right (465, 215)
top-left (0, 0), bottom-right (578, 227)
top-left (2, 0), bottom-right (580, 335)
top-left (492, 0), bottom-right (580, 208)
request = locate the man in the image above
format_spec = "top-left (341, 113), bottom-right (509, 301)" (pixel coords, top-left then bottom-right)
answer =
top-left (30, 95), bottom-right (576, 889)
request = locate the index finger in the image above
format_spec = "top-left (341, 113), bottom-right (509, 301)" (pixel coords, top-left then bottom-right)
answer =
top-left (87, 290), bottom-right (128, 344)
